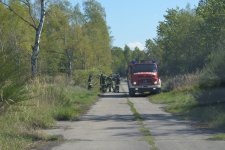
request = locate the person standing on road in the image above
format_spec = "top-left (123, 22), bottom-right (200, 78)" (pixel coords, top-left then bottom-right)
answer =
top-left (106, 75), bottom-right (113, 92)
top-left (114, 73), bottom-right (120, 92)
top-left (100, 73), bottom-right (107, 92)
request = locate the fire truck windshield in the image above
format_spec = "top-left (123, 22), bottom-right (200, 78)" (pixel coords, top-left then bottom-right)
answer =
top-left (132, 64), bottom-right (157, 73)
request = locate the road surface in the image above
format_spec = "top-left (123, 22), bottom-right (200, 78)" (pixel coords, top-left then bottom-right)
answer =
top-left (38, 82), bottom-right (225, 150)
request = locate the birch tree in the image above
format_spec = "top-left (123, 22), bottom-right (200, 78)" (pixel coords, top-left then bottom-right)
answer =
top-left (0, 0), bottom-right (46, 78)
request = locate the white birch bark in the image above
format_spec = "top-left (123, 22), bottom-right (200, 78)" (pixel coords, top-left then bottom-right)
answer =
top-left (31, 0), bottom-right (46, 78)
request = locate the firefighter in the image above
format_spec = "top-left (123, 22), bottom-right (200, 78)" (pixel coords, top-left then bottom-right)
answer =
top-left (100, 73), bottom-right (107, 92)
top-left (87, 74), bottom-right (93, 90)
top-left (114, 73), bottom-right (120, 92)
top-left (106, 74), bottom-right (113, 92)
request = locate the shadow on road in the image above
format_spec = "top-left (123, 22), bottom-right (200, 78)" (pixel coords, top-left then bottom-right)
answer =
top-left (81, 113), bottom-right (225, 137)
top-left (98, 93), bottom-right (129, 98)
top-left (98, 92), bottom-right (153, 98)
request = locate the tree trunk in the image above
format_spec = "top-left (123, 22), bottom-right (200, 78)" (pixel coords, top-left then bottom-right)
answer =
top-left (65, 49), bottom-right (72, 77)
top-left (31, 0), bottom-right (45, 78)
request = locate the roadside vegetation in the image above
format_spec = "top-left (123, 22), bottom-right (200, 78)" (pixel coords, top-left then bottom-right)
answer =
top-left (110, 0), bottom-right (225, 132)
top-left (147, 0), bottom-right (225, 132)
top-left (0, 0), bottom-right (109, 149)
top-left (1, 0), bottom-right (225, 149)
top-left (0, 77), bottom-right (98, 149)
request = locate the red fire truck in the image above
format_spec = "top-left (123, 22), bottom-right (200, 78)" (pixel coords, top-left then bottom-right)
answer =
top-left (127, 60), bottom-right (161, 96)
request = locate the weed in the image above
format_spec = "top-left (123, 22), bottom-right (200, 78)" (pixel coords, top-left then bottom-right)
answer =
top-left (127, 100), bottom-right (159, 150)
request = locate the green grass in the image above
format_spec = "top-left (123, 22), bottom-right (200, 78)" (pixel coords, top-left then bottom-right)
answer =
top-left (150, 88), bottom-right (225, 130)
top-left (0, 107), bottom-right (58, 150)
top-left (208, 134), bottom-right (225, 141)
top-left (150, 90), bottom-right (197, 113)
top-left (52, 86), bottom-right (98, 121)
top-left (0, 78), bottom-right (98, 150)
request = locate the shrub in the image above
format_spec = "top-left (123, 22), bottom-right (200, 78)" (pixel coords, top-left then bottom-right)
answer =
top-left (73, 68), bottom-right (101, 88)
top-left (162, 72), bottom-right (200, 92)
top-left (0, 50), bottom-right (29, 111)
top-left (200, 45), bottom-right (225, 88)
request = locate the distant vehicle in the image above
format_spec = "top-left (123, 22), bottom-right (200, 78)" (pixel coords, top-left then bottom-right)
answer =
top-left (127, 60), bottom-right (161, 96)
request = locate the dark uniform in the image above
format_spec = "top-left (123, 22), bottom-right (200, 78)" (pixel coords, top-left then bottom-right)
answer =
top-left (100, 74), bottom-right (107, 92)
top-left (114, 73), bottom-right (120, 93)
top-left (106, 75), bottom-right (113, 92)
top-left (87, 74), bottom-right (93, 90)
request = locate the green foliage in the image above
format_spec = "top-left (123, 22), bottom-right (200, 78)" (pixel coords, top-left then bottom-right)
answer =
top-left (208, 134), bottom-right (225, 141)
top-left (155, 7), bottom-right (205, 75)
top-left (0, 77), bottom-right (98, 150)
top-left (162, 73), bottom-right (200, 92)
top-left (51, 84), bottom-right (98, 121)
top-left (200, 45), bottom-right (225, 88)
top-left (111, 47), bottom-right (126, 76)
top-left (111, 45), bottom-right (151, 76)
top-left (0, 4), bottom-right (30, 110)
top-left (150, 90), bottom-right (197, 113)
top-left (0, 0), bottom-right (108, 149)
top-left (150, 78), bottom-right (225, 129)
top-left (1, 0), bottom-right (112, 77)
top-left (145, 0), bottom-right (225, 90)
top-left (73, 68), bottom-right (102, 88)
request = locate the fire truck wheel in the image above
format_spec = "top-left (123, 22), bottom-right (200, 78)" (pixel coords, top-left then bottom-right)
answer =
top-left (129, 88), bottom-right (135, 97)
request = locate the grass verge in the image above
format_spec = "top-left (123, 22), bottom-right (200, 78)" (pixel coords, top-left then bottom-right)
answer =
top-left (208, 134), bottom-right (225, 141)
top-left (149, 88), bottom-right (225, 130)
top-left (127, 100), bottom-right (159, 150)
top-left (0, 78), bottom-right (98, 150)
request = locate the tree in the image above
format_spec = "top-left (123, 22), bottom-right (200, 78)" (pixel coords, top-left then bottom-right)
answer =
top-left (1, 0), bottom-right (46, 78)
top-left (155, 7), bottom-right (204, 75)
top-left (83, 0), bottom-right (112, 72)
top-left (111, 46), bottom-right (126, 76)
top-left (123, 45), bottom-right (132, 63)
top-left (41, 2), bottom-right (71, 76)
top-left (145, 39), bottom-right (162, 63)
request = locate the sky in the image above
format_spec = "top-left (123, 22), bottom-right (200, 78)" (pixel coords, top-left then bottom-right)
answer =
top-left (71, 0), bottom-right (200, 50)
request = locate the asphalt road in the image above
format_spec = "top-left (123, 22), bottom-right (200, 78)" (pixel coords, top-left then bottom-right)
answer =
top-left (38, 82), bottom-right (225, 150)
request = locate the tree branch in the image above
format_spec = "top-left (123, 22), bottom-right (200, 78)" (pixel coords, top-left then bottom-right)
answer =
top-left (0, 1), bottom-right (37, 30)
top-left (21, 0), bottom-right (37, 28)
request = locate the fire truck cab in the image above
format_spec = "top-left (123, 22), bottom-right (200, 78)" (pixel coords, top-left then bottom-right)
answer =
top-left (127, 60), bottom-right (161, 96)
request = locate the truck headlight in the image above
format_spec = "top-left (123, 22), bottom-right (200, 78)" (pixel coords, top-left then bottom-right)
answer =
top-left (133, 82), bottom-right (137, 85)
top-left (154, 81), bottom-right (158, 85)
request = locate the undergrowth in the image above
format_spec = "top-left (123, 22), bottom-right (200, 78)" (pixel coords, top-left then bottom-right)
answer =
top-left (0, 77), bottom-right (98, 150)
top-left (150, 73), bottom-right (225, 130)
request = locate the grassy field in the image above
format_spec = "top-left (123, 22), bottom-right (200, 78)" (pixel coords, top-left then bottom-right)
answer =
top-left (0, 78), bottom-right (98, 150)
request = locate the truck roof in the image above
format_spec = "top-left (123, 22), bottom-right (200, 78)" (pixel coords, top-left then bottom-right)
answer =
top-left (129, 60), bottom-right (157, 65)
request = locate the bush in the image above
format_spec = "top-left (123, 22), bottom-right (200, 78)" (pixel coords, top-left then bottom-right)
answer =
top-left (200, 44), bottom-right (225, 88)
top-left (162, 72), bottom-right (200, 92)
top-left (73, 68), bottom-right (101, 88)
top-left (0, 76), bottom-right (98, 150)
top-left (0, 49), bottom-right (29, 111)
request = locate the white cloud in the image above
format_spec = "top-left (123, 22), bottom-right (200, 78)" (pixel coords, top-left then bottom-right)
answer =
top-left (127, 42), bottom-right (145, 50)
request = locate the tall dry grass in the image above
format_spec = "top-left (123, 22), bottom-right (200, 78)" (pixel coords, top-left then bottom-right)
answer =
top-left (162, 72), bottom-right (200, 92)
top-left (0, 76), bottom-right (98, 150)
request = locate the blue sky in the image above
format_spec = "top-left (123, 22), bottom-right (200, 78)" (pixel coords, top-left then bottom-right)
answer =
top-left (71, 0), bottom-right (200, 49)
